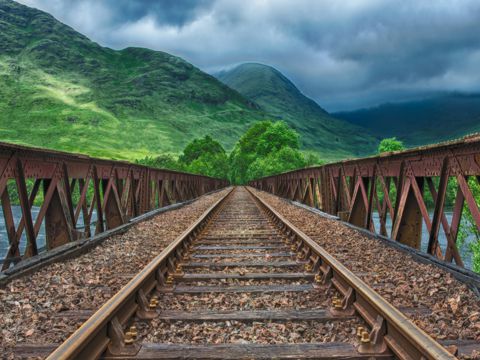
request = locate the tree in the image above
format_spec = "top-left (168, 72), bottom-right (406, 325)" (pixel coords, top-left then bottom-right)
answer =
top-left (246, 146), bottom-right (306, 180)
top-left (177, 135), bottom-right (229, 179)
top-left (187, 152), bottom-right (229, 179)
top-left (236, 121), bottom-right (272, 155)
top-left (136, 154), bottom-right (183, 171)
top-left (374, 138), bottom-right (405, 209)
top-left (136, 135), bottom-right (229, 179)
top-left (303, 151), bottom-right (324, 167)
top-left (229, 120), bottom-right (316, 184)
top-left (179, 135), bottom-right (225, 165)
top-left (457, 178), bottom-right (480, 272)
top-left (378, 137), bottom-right (404, 153)
top-left (134, 122), bottom-right (325, 186)
top-left (256, 121), bottom-right (300, 156)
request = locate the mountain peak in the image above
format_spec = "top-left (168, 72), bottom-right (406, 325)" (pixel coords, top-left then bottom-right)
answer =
top-left (217, 62), bottom-right (320, 110)
top-left (216, 63), bottom-right (378, 159)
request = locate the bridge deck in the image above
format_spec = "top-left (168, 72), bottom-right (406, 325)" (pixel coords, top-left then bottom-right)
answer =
top-left (1, 187), bottom-right (479, 359)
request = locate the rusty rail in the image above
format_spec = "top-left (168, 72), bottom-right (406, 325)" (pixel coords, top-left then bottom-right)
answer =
top-left (247, 187), bottom-right (455, 360)
top-left (46, 188), bottom-right (234, 359)
top-left (0, 142), bottom-right (228, 270)
top-left (249, 134), bottom-right (480, 269)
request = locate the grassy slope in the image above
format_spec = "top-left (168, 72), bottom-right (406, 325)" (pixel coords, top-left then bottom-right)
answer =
top-left (216, 63), bottom-right (378, 160)
top-left (0, 0), bottom-right (269, 160)
top-left (335, 93), bottom-right (480, 147)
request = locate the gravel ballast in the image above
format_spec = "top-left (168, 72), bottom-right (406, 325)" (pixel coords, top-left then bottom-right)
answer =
top-left (0, 188), bottom-right (230, 359)
top-left (153, 291), bottom-right (333, 312)
top-left (142, 318), bottom-right (361, 345)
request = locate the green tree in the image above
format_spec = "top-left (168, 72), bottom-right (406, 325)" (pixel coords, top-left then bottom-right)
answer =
top-left (457, 178), bottom-right (480, 272)
top-left (256, 121), bottom-right (300, 156)
top-left (229, 120), bottom-right (316, 184)
top-left (236, 121), bottom-right (272, 155)
top-left (136, 154), bottom-right (183, 171)
top-left (179, 135), bottom-right (229, 179)
top-left (187, 152), bottom-right (229, 179)
top-left (378, 137), bottom-right (405, 153)
top-left (246, 147), bottom-right (306, 180)
top-left (303, 151), bottom-right (324, 167)
top-left (179, 135), bottom-right (226, 165)
top-left (136, 135), bottom-right (229, 178)
top-left (375, 137), bottom-right (405, 209)
top-left (134, 122), bottom-right (324, 186)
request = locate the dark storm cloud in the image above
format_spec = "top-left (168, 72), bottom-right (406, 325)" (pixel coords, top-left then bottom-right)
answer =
top-left (82, 0), bottom-right (214, 27)
top-left (17, 0), bottom-right (480, 110)
top-left (19, 0), bottom-right (214, 30)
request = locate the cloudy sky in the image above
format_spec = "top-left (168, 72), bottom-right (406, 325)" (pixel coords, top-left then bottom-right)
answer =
top-left (18, 0), bottom-right (480, 111)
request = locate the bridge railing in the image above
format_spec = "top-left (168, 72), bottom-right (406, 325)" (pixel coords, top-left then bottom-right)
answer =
top-left (249, 134), bottom-right (480, 269)
top-left (0, 142), bottom-right (228, 270)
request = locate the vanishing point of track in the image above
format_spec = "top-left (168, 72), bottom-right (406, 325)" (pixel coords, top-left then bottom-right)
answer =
top-left (47, 187), bottom-right (456, 359)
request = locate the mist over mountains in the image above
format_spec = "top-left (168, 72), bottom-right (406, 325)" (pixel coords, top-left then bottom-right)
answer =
top-left (334, 93), bottom-right (480, 147)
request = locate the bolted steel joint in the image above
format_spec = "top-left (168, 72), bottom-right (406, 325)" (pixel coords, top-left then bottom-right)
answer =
top-left (129, 326), bottom-right (138, 338)
top-left (124, 332), bottom-right (134, 345)
top-left (360, 330), bottom-right (371, 344)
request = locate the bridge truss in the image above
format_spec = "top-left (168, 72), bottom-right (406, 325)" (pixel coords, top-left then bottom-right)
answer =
top-left (0, 142), bottom-right (227, 270)
top-left (250, 135), bottom-right (480, 268)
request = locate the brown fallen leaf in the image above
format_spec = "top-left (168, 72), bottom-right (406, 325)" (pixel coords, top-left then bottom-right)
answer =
top-left (448, 295), bottom-right (461, 314)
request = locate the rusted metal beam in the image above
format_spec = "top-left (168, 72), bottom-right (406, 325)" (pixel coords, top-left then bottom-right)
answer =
top-left (0, 142), bottom-right (228, 269)
top-left (249, 134), bottom-right (480, 269)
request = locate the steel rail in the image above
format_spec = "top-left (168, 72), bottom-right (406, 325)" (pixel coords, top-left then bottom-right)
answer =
top-left (246, 186), bottom-right (456, 360)
top-left (46, 187), bottom-right (234, 360)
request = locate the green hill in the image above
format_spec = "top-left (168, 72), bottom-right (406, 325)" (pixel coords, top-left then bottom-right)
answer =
top-left (215, 63), bottom-right (378, 160)
top-left (0, 0), bottom-right (269, 160)
top-left (335, 93), bottom-right (480, 147)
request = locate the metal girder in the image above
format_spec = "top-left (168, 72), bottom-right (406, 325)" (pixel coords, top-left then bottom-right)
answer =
top-left (0, 142), bottom-right (228, 269)
top-left (249, 134), bottom-right (480, 268)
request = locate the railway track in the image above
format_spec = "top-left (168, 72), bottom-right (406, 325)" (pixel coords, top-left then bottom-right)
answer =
top-left (46, 187), bottom-right (457, 359)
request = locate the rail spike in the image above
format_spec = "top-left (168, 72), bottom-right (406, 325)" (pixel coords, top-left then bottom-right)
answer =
top-left (105, 317), bottom-right (140, 357)
top-left (357, 316), bottom-right (389, 355)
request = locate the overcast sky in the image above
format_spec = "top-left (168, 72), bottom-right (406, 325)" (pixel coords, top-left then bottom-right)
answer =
top-left (18, 0), bottom-right (480, 111)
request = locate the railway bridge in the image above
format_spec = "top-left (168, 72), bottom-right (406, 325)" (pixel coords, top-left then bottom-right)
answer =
top-left (1, 138), bottom-right (480, 359)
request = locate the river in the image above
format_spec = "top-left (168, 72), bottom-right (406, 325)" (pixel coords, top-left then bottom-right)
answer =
top-left (0, 206), bottom-right (97, 262)
top-left (371, 211), bottom-right (474, 269)
top-left (0, 207), bottom-right (475, 270)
